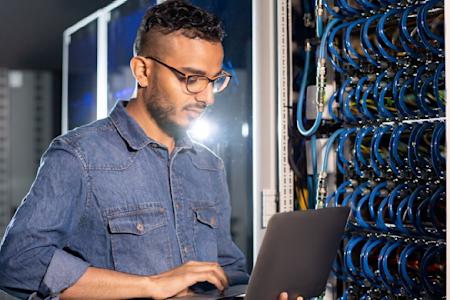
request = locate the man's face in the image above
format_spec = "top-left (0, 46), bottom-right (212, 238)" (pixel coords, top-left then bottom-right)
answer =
top-left (142, 31), bottom-right (224, 135)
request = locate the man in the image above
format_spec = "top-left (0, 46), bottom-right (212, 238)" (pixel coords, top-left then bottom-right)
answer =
top-left (0, 1), bottom-right (300, 299)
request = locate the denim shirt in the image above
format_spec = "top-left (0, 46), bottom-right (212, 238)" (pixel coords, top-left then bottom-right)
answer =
top-left (0, 101), bottom-right (249, 299)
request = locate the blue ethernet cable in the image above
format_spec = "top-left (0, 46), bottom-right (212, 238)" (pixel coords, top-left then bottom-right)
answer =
top-left (379, 241), bottom-right (403, 294)
top-left (392, 68), bottom-right (406, 101)
top-left (429, 186), bottom-right (445, 236)
top-left (356, 126), bottom-right (373, 168)
top-left (353, 148), bottom-right (364, 177)
top-left (370, 126), bottom-right (390, 176)
top-left (368, 180), bottom-right (387, 219)
top-left (408, 124), bottom-right (425, 177)
top-left (395, 195), bottom-right (413, 235)
top-left (406, 185), bottom-right (426, 226)
top-left (349, 181), bottom-right (370, 214)
top-left (399, 244), bottom-right (424, 296)
top-left (326, 180), bottom-right (353, 207)
top-left (297, 19), bottom-right (340, 137)
top-left (377, 82), bottom-right (395, 118)
top-left (417, 0), bottom-right (443, 55)
top-left (416, 195), bottom-right (434, 235)
top-left (375, 8), bottom-right (401, 63)
top-left (398, 78), bottom-right (418, 117)
top-left (296, 42), bottom-right (320, 136)
top-left (334, 180), bottom-right (353, 206)
top-left (338, 78), bottom-right (353, 114)
top-left (389, 124), bottom-right (408, 176)
top-left (355, 76), bottom-right (369, 112)
top-left (433, 63), bottom-right (445, 110)
top-left (419, 245), bottom-right (445, 298)
top-left (336, 0), bottom-right (362, 16)
top-left (344, 235), bottom-right (366, 284)
top-left (354, 0), bottom-right (378, 10)
top-left (412, 122), bottom-right (432, 168)
top-left (323, 0), bottom-right (345, 18)
top-left (387, 183), bottom-right (408, 221)
top-left (418, 76), bottom-right (439, 115)
top-left (361, 238), bottom-right (384, 286)
top-left (345, 20), bottom-right (365, 69)
top-left (337, 128), bottom-right (357, 173)
top-left (431, 123), bottom-right (445, 177)
top-left (328, 22), bottom-right (348, 73)
top-left (412, 65), bottom-right (430, 115)
top-left (339, 288), bottom-right (356, 300)
top-left (321, 128), bottom-right (347, 173)
top-left (361, 84), bottom-right (376, 120)
top-left (327, 91), bottom-right (341, 123)
top-left (377, 9), bottom-right (402, 52)
top-left (375, 192), bottom-right (392, 231)
top-left (419, 0), bottom-right (444, 44)
top-left (400, 5), bottom-right (423, 49)
top-left (343, 88), bottom-right (358, 122)
top-left (373, 70), bottom-right (389, 102)
top-left (341, 191), bottom-right (355, 208)
top-left (355, 193), bottom-right (374, 229)
top-left (315, 128), bottom-right (346, 208)
top-left (413, 65), bottom-right (427, 94)
top-left (398, 27), bottom-right (421, 59)
top-left (361, 14), bottom-right (383, 67)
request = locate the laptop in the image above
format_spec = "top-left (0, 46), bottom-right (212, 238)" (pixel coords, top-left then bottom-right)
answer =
top-left (173, 206), bottom-right (351, 300)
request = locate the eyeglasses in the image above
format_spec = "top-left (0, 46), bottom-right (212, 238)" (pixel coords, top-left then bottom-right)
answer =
top-left (144, 56), bottom-right (232, 94)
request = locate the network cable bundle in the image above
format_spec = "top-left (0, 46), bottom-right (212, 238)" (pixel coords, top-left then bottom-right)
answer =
top-left (290, 0), bottom-right (446, 298)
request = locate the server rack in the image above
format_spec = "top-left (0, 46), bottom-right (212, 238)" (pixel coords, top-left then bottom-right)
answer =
top-left (286, 0), bottom-right (447, 297)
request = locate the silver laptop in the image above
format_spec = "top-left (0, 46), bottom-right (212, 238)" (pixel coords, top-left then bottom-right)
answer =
top-left (173, 207), bottom-right (351, 300)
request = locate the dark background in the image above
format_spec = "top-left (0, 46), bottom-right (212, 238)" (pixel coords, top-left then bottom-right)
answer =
top-left (0, 0), bottom-right (112, 70)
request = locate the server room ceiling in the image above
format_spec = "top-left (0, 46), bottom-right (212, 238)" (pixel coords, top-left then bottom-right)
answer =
top-left (0, 0), bottom-right (112, 71)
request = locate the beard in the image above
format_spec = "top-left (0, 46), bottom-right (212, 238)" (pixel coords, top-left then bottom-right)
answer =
top-left (143, 84), bottom-right (206, 139)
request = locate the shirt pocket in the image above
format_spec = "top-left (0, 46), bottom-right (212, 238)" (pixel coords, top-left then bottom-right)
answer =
top-left (192, 204), bottom-right (218, 262)
top-left (106, 203), bottom-right (173, 275)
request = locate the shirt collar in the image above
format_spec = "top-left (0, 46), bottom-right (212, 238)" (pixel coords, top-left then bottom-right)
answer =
top-left (109, 101), bottom-right (194, 151)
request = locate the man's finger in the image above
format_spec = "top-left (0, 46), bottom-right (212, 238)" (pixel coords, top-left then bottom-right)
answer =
top-left (190, 271), bottom-right (225, 291)
top-left (184, 262), bottom-right (229, 289)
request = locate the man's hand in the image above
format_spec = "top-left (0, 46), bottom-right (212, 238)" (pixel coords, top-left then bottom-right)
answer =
top-left (147, 261), bottom-right (229, 299)
top-left (278, 292), bottom-right (303, 300)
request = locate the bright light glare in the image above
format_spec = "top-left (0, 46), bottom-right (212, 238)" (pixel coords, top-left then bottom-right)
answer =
top-left (241, 122), bottom-right (249, 138)
top-left (189, 119), bottom-right (214, 141)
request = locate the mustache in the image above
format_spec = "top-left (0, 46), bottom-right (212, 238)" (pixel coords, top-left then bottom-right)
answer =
top-left (183, 103), bottom-right (207, 110)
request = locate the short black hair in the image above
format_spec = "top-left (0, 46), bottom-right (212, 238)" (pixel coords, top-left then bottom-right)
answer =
top-left (134, 0), bottom-right (225, 55)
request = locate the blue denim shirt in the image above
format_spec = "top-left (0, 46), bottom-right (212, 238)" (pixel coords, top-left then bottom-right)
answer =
top-left (0, 101), bottom-right (249, 299)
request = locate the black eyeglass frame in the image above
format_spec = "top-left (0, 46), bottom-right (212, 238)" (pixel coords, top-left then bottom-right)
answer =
top-left (144, 56), bottom-right (232, 94)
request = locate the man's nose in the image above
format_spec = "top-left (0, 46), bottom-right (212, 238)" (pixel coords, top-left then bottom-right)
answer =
top-left (195, 82), bottom-right (215, 106)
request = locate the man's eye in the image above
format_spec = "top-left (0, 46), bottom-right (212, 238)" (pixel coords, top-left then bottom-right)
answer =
top-left (189, 76), bottom-right (200, 84)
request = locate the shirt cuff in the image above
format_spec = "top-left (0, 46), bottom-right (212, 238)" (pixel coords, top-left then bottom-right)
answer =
top-left (224, 269), bottom-right (250, 286)
top-left (38, 249), bottom-right (90, 297)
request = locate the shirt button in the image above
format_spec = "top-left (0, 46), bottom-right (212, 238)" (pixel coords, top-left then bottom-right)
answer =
top-left (175, 203), bottom-right (180, 209)
top-left (183, 246), bottom-right (188, 254)
top-left (210, 217), bottom-right (216, 226)
top-left (136, 223), bottom-right (144, 233)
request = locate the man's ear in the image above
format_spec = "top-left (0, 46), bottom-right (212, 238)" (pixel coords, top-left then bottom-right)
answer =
top-left (130, 56), bottom-right (150, 87)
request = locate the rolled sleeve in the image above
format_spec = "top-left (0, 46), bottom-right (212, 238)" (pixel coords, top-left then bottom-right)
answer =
top-left (39, 249), bottom-right (90, 297)
top-left (0, 139), bottom-right (89, 299)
